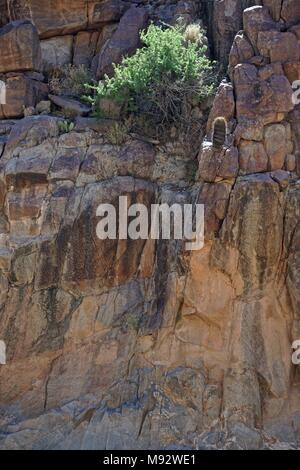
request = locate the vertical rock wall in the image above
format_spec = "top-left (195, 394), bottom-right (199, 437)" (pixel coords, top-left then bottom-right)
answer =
top-left (0, 0), bottom-right (299, 451)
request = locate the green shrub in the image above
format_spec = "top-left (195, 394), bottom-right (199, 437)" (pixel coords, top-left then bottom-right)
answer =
top-left (57, 120), bottom-right (75, 134)
top-left (86, 23), bottom-right (216, 136)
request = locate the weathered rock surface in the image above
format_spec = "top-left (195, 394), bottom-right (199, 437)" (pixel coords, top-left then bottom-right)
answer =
top-left (206, 0), bottom-right (259, 66)
top-left (0, 20), bottom-right (41, 73)
top-left (48, 95), bottom-right (91, 117)
top-left (41, 36), bottom-right (73, 72)
top-left (234, 63), bottom-right (294, 125)
top-left (0, 0), bottom-right (300, 452)
top-left (0, 98), bottom-right (299, 451)
top-left (0, 74), bottom-right (48, 119)
top-left (73, 31), bottom-right (100, 68)
top-left (281, 0), bottom-right (300, 25)
top-left (8, 0), bottom-right (89, 38)
top-left (96, 6), bottom-right (148, 78)
top-left (88, 0), bottom-right (128, 28)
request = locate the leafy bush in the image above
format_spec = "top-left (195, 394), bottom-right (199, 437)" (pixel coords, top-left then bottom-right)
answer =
top-left (49, 64), bottom-right (92, 99)
top-left (86, 23), bottom-right (216, 139)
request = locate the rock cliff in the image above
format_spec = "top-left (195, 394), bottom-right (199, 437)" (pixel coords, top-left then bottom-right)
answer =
top-left (0, 0), bottom-right (300, 450)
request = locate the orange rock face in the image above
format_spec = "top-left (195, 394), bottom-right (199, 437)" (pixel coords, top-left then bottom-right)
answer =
top-left (0, 0), bottom-right (300, 452)
top-left (8, 0), bottom-right (89, 38)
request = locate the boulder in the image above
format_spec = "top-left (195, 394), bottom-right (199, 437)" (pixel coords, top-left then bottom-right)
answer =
top-left (270, 169), bottom-right (290, 189)
top-left (36, 100), bottom-right (51, 114)
top-left (212, 172), bottom-right (283, 295)
top-left (243, 6), bottom-right (279, 49)
top-left (207, 81), bottom-right (235, 134)
top-left (91, 23), bottom-right (118, 76)
top-left (281, 0), bottom-right (300, 26)
top-left (41, 36), bottom-right (73, 72)
top-left (257, 31), bottom-right (300, 63)
top-left (96, 6), bottom-right (148, 78)
top-left (283, 62), bottom-right (300, 83)
top-left (239, 140), bottom-right (268, 173)
top-left (8, 0), bottom-right (88, 38)
top-left (234, 64), bottom-right (294, 124)
top-left (74, 116), bottom-right (117, 134)
top-left (48, 95), bottom-right (91, 117)
top-left (88, 0), bottom-right (127, 28)
top-left (95, 22), bottom-right (118, 52)
top-left (220, 147), bottom-right (240, 179)
top-left (0, 119), bottom-right (16, 136)
top-left (206, 0), bottom-right (258, 66)
top-left (198, 142), bottom-right (239, 182)
top-left (257, 62), bottom-right (284, 80)
top-left (285, 154), bottom-right (296, 171)
top-left (73, 32), bottom-right (99, 68)
top-left (3, 115), bottom-right (59, 159)
top-left (228, 422), bottom-right (263, 450)
top-left (264, 123), bottom-right (289, 170)
top-left (198, 141), bottom-right (220, 182)
top-left (49, 146), bottom-right (86, 183)
top-left (91, 23), bottom-right (118, 75)
top-left (289, 23), bottom-right (300, 40)
top-left (263, 0), bottom-right (282, 21)
top-left (0, 20), bottom-right (41, 73)
top-left (0, 74), bottom-right (48, 119)
top-left (5, 148), bottom-right (53, 190)
top-left (229, 31), bottom-right (255, 69)
top-left (78, 140), bottom-right (156, 185)
top-left (197, 181), bottom-right (232, 236)
top-left (174, 0), bottom-right (198, 24)
top-left (234, 117), bottom-right (264, 143)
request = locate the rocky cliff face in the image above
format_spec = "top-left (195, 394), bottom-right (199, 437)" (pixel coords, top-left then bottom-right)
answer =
top-left (0, 0), bottom-right (300, 450)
